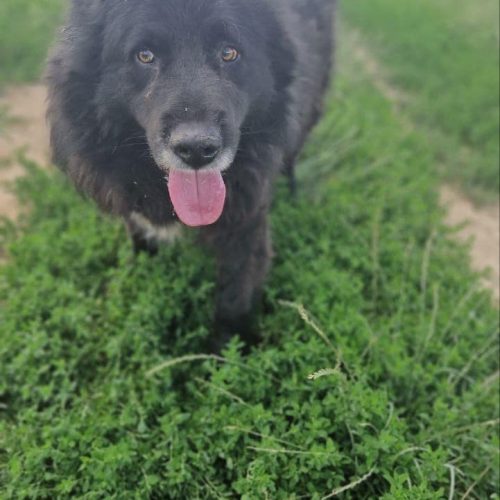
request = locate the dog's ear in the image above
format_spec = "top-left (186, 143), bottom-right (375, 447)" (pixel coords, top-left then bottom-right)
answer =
top-left (51, 0), bottom-right (107, 75)
top-left (45, 0), bottom-right (108, 167)
top-left (264, 17), bottom-right (297, 95)
top-left (70, 0), bottom-right (106, 18)
top-left (258, 5), bottom-right (297, 142)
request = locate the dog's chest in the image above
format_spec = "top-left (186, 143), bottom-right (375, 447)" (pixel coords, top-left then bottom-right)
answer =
top-left (130, 212), bottom-right (182, 244)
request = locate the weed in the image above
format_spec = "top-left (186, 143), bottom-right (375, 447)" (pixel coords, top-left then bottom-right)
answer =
top-left (0, 49), bottom-right (498, 497)
top-left (0, 3), bottom-right (498, 498)
top-left (0, 0), bottom-right (64, 85)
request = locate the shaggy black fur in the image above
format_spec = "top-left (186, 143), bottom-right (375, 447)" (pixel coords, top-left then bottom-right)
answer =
top-left (47, 0), bottom-right (336, 347)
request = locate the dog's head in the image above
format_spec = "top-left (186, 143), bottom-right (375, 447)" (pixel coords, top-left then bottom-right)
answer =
top-left (56, 0), bottom-right (294, 225)
top-left (101, 0), bottom-right (294, 162)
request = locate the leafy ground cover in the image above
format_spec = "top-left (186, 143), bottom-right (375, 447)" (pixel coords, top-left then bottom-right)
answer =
top-left (0, 30), bottom-right (498, 497)
top-left (341, 0), bottom-right (500, 201)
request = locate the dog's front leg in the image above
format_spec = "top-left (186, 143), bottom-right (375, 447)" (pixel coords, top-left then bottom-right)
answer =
top-left (206, 209), bottom-right (272, 349)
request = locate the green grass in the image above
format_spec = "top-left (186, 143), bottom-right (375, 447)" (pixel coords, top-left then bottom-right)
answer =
top-left (341, 0), bottom-right (500, 201)
top-left (0, 38), bottom-right (498, 498)
top-left (0, 107), bottom-right (7, 134)
top-left (0, 0), bottom-right (64, 85)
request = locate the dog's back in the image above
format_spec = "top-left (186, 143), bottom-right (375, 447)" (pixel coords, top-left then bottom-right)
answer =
top-left (276, 0), bottom-right (336, 165)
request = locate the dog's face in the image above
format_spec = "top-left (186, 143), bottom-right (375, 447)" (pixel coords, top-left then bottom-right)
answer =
top-left (96, 0), bottom-right (276, 175)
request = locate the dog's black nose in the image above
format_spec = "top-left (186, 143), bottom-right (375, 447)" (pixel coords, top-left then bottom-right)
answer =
top-left (171, 126), bottom-right (222, 169)
top-left (173, 139), bottom-right (220, 168)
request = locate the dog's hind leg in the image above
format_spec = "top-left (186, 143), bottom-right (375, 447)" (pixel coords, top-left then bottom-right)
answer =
top-left (284, 158), bottom-right (298, 196)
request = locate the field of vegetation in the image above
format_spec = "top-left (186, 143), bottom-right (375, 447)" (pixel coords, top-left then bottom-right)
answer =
top-left (342, 0), bottom-right (500, 201)
top-left (0, 1), bottom-right (498, 498)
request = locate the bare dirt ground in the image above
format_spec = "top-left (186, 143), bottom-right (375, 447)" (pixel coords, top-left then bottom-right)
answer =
top-left (0, 82), bottom-right (499, 300)
top-left (0, 84), bottom-right (51, 218)
top-left (440, 186), bottom-right (499, 298)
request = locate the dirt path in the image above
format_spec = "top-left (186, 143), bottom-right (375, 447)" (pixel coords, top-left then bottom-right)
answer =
top-left (0, 81), bottom-right (499, 300)
top-left (0, 84), bottom-right (51, 219)
top-left (440, 186), bottom-right (499, 298)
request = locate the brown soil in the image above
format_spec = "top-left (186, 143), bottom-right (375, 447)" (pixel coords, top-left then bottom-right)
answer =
top-left (0, 84), bottom-right (51, 219)
top-left (440, 186), bottom-right (499, 299)
top-left (0, 82), bottom-right (498, 301)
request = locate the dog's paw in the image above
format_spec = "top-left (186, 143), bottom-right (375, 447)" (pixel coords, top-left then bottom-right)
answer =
top-left (209, 313), bottom-right (261, 354)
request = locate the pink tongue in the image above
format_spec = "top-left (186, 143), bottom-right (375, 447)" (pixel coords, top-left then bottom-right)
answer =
top-left (168, 169), bottom-right (226, 227)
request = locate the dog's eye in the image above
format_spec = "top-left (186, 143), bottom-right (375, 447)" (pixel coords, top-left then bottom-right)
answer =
top-left (221, 46), bottom-right (240, 63)
top-left (137, 50), bottom-right (155, 64)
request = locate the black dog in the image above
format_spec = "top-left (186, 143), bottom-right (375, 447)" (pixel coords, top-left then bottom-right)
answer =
top-left (47, 0), bottom-right (335, 345)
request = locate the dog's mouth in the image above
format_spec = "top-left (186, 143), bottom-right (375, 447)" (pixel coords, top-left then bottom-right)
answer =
top-left (168, 168), bottom-right (226, 227)
top-left (152, 129), bottom-right (238, 227)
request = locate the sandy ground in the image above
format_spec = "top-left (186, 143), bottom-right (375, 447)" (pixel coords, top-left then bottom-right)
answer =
top-left (440, 186), bottom-right (499, 299)
top-left (0, 83), bottom-right (498, 300)
top-left (0, 84), bottom-right (51, 219)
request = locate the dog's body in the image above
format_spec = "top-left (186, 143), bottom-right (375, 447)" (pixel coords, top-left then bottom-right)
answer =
top-left (47, 0), bottom-right (335, 343)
